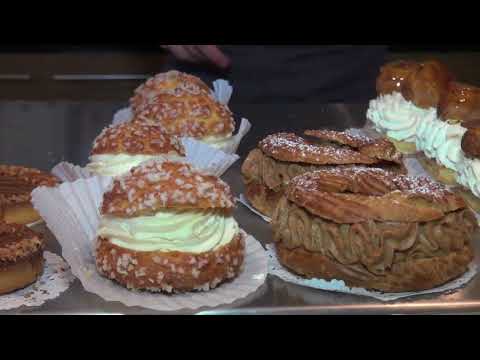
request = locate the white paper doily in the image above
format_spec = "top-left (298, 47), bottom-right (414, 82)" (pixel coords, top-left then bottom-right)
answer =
top-left (267, 244), bottom-right (478, 302)
top-left (0, 251), bottom-right (75, 311)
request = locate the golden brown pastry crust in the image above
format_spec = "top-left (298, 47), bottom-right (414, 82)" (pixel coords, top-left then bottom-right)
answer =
top-left (455, 187), bottom-right (480, 213)
top-left (134, 93), bottom-right (235, 139)
top-left (304, 130), bottom-right (403, 164)
top-left (275, 241), bottom-right (473, 293)
top-left (272, 169), bottom-right (477, 292)
top-left (0, 166), bottom-right (59, 224)
top-left (95, 232), bottom-right (245, 293)
top-left (286, 168), bottom-right (465, 223)
top-left (0, 251), bottom-right (44, 295)
top-left (376, 60), bottom-right (421, 95)
top-left (242, 132), bottom-right (406, 217)
top-left (438, 82), bottom-right (480, 124)
top-left (0, 165), bottom-right (59, 206)
top-left (130, 71), bottom-right (213, 113)
top-left (401, 60), bottom-right (454, 109)
top-left (244, 180), bottom-right (285, 219)
top-left (0, 222), bottom-right (44, 264)
top-left (91, 122), bottom-right (185, 156)
top-left (102, 161), bottom-right (235, 217)
top-left (416, 153), bottom-right (458, 186)
top-left (0, 222), bottom-right (44, 294)
top-left (260, 133), bottom-right (379, 165)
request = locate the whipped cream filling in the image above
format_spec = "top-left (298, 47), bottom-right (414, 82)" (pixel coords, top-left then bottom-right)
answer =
top-left (367, 92), bottom-right (436, 143)
top-left (97, 209), bottom-right (239, 253)
top-left (87, 153), bottom-right (185, 177)
top-left (457, 157), bottom-right (480, 198)
top-left (367, 92), bottom-right (480, 198)
top-left (199, 133), bottom-right (233, 149)
top-left (416, 117), bottom-right (467, 171)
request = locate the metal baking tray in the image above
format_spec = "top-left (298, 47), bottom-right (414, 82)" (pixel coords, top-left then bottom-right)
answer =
top-left (1, 101), bottom-right (479, 315)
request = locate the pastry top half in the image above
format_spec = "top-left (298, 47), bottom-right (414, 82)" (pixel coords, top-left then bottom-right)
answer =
top-left (130, 70), bottom-right (213, 113)
top-left (88, 122), bottom-right (186, 177)
top-left (0, 165), bottom-right (59, 206)
top-left (134, 92), bottom-right (235, 139)
top-left (258, 131), bottom-right (403, 166)
top-left (0, 221), bottom-right (44, 265)
top-left (400, 60), bottom-right (454, 109)
top-left (91, 122), bottom-right (185, 157)
top-left (101, 160), bottom-right (235, 217)
top-left (286, 167), bottom-right (466, 224)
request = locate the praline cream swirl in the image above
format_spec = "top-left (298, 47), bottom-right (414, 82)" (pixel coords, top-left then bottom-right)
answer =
top-left (97, 209), bottom-right (239, 253)
top-left (87, 153), bottom-right (185, 177)
top-left (416, 116), bottom-right (467, 171)
top-left (367, 92), bottom-right (436, 143)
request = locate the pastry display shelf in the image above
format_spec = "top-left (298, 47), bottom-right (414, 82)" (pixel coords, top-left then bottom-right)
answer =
top-left (1, 101), bottom-right (479, 315)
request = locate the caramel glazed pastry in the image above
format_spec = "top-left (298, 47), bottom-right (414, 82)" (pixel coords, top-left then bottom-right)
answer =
top-left (130, 71), bottom-right (236, 151)
top-left (241, 130), bottom-right (406, 218)
top-left (86, 121), bottom-right (186, 177)
top-left (272, 167), bottom-right (477, 293)
top-left (0, 165), bottom-right (59, 225)
top-left (413, 82), bottom-right (480, 211)
top-left (95, 160), bottom-right (245, 293)
top-left (368, 59), bottom-right (480, 210)
top-left (0, 222), bottom-right (44, 294)
top-left (367, 59), bottom-right (454, 154)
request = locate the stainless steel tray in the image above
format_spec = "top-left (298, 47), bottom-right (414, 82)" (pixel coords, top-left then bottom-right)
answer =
top-left (1, 101), bottom-right (479, 315)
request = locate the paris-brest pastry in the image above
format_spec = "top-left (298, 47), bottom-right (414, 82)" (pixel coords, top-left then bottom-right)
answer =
top-left (241, 130), bottom-right (405, 217)
top-left (271, 168), bottom-right (476, 292)
top-left (131, 71), bottom-right (236, 151)
top-left (86, 121), bottom-right (185, 177)
top-left (367, 59), bottom-right (454, 154)
top-left (0, 165), bottom-right (59, 225)
top-left (95, 160), bottom-right (245, 293)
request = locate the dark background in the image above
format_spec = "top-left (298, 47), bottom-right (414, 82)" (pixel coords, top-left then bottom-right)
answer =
top-left (0, 45), bottom-right (479, 101)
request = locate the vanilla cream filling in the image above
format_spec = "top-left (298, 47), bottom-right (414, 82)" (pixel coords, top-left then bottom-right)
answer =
top-left (87, 153), bottom-right (185, 177)
top-left (97, 209), bottom-right (239, 253)
top-left (367, 92), bottom-right (437, 143)
top-left (199, 133), bottom-right (234, 149)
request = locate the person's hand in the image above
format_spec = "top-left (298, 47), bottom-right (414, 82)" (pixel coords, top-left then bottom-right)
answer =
top-left (161, 45), bottom-right (231, 70)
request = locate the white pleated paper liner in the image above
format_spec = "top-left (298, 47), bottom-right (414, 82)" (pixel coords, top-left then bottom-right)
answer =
top-left (31, 176), bottom-right (268, 312)
top-left (51, 162), bottom-right (93, 182)
top-left (212, 79), bottom-right (233, 105)
top-left (112, 78), bottom-right (233, 126)
top-left (266, 244), bottom-right (478, 302)
top-left (0, 251), bottom-right (75, 311)
top-left (181, 138), bottom-right (239, 176)
top-left (214, 118), bottom-right (252, 155)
